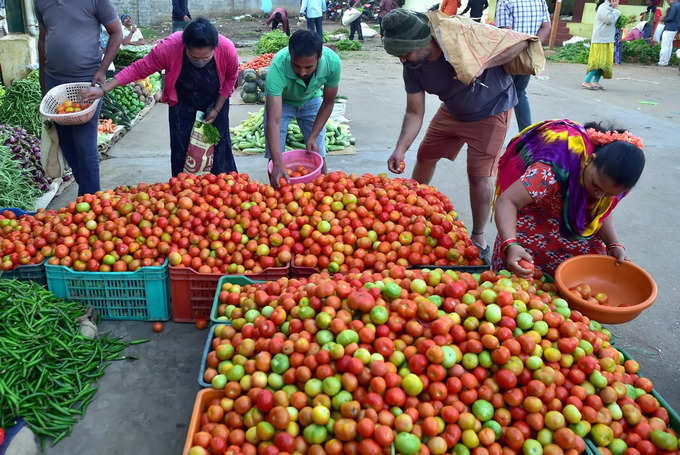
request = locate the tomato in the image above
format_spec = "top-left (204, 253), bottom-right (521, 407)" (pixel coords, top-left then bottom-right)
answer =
top-left (152, 322), bottom-right (163, 332)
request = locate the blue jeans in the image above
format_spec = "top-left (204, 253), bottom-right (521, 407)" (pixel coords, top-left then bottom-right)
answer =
top-left (264, 97), bottom-right (326, 159)
top-left (172, 20), bottom-right (187, 33)
top-left (512, 74), bottom-right (532, 132)
top-left (45, 74), bottom-right (102, 196)
top-left (306, 16), bottom-right (323, 38)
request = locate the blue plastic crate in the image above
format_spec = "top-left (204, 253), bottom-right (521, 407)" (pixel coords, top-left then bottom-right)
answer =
top-left (198, 324), bottom-right (219, 388)
top-left (0, 259), bottom-right (47, 286)
top-left (210, 275), bottom-right (264, 325)
top-left (45, 259), bottom-right (171, 321)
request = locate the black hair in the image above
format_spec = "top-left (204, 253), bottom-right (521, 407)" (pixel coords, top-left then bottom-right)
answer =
top-left (182, 18), bottom-right (219, 49)
top-left (429, 3), bottom-right (440, 11)
top-left (596, 0), bottom-right (606, 8)
top-left (274, 12), bottom-right (282, 20)
top-left (584, 122), bottom-right (645, 189)
top-left (289, 30), bottom-right (323, 59)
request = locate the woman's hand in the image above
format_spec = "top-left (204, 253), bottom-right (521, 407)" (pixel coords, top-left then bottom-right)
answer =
top-left (606, 245), bottom-right (629, 264)
top-left (505, 244), bottom-right (535, 278)
top-left (80, 86), bottom-right (105, 104)
top-left (204, 108), bottom-right (219, 124)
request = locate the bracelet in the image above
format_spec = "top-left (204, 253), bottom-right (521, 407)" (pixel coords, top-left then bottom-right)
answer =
top-left (500, 237), bottom-right (518, 251)
top-left (606, 243), bottom-right (625, 251)
top-left (503, 242), bottom-right (522, 257)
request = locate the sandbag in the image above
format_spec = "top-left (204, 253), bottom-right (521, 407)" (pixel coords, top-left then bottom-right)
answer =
top-left (342, 8), bottom-right (362, 26)
top-left (427, 11), bottom-right (545, 85)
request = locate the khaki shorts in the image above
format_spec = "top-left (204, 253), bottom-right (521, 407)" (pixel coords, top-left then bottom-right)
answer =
top-left (417, 106), bottom-right (512, 177)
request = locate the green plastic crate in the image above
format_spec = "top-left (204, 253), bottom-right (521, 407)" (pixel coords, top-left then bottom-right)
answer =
top-left (210, 275), bottom-right (264, 324)
top-left (45, 259), bottom-right (170, 321)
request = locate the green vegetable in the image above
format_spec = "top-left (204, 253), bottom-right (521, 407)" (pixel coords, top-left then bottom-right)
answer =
top-left (255, 30), bottom-right (289, 55)
top-left (335, 39), bottom-right (362, 51)
top-left (548, 39), bottom-right (679, 66)
top-left (0, 71), bottom-right (43, 137)
top-left (202, 122), bottom-right (221, 145)
top-left (0, 280), bottom-right (140, 448)
top-left (113, 46), bottom-right (152, 67)
top-left (546, 41), bottom-right (590, 64)
top-left (0, 134), bottom-right (42, 210)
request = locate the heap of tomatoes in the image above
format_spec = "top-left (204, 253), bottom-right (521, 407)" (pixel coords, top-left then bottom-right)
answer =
top-left (0, 172), bottom-right (480, 274)
top-left (569, 284), bottom-right (609, 306)
top-left (239, 54), bottom-right (275, 72)
top-left (192, 267), bottom-right (679, 455)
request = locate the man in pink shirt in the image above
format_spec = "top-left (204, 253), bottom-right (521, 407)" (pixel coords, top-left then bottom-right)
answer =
top-left (266, 8), bottom-right (290, 35)
top-left (82, 18), bottom-right (240, 176)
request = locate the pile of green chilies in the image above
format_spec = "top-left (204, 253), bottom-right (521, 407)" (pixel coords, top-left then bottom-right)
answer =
top-left (0, 280), bottom-right (147, 448)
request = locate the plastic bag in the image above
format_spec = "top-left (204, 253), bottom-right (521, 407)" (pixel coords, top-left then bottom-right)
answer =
top-left (183, 111), bottom-right (215, 174)
top-left (261, 0), bottom-right (272, 13)
top-left (342, 8), bottom-right (362, 25)
top-left (427, 11), bottom-right (545, 85)
top-left (653, 23), bottom-right (664, 43)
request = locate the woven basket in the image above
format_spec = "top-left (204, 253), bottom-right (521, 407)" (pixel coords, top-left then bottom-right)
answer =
top-left (40, 82), bottom-right (100, 126)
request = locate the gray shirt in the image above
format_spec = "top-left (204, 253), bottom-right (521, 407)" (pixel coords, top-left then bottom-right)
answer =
top-left (591, 1), bottom-right (621, 44)
top-left (403, 54), bottom-right (517, 123)
top-left (35, 0), bottom-right (118, 81)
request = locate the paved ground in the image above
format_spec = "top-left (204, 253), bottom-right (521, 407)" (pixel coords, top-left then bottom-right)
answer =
top-left (46, 43), bottom-right (680, 454)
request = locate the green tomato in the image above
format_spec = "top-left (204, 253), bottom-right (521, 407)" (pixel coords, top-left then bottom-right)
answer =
top-left (462, 293), bottom-right (476, 305)
top-left (526, 356), bottom-right (544, 370)
top-left (303, 424), bottom-right (327, 444)
top-left (331, 390), bottom-right (352, 410)
top-left (317, 220), bottom-right (331, 233)
top-left (305, 378), bottom-right (323, 397)
top-left (382, 281), bottom-right (402, 300)
top-left (316, 312), bottom-right (332, 329)
top-left (523, 439), bottom-right (543, 455)
top-left (271, 353), bottom-right (290, 374)
top-left (533, 320), bottom-right (549, 336)
top-left (478, 350), bottom-right (493, 369)
top-left (267, 373), bottom-right (283, 389)
top-left (453, 443), bottom-right (471, 455)
top-left (480, 289), bottom-right (497, 303)
top-left (651, 430), bottom-right (678, 450)
top-left (441, 346), bottom-right (459, 368)
top-left (609, 438), bottom-right (628, 455)
top-left (401, 373), bottom-right (423, 396)
top-left (354, 348), bottom-right (371, 364)
top-left (570, 421), bottom-right (590, 438)
top-left (261, 306), bottom-right (274, 318)
top-left (516, 312), bottom-right (534, 330)
top-left (336, 329), bottom-right (359, 346)
top-left (589, 370), bottom-right (608, 389)
top-left (536, 429), bottom-right (553, 446)
top-left (370, 306), bottom-right (389, 324)
top-left (472, 399), bottom-right (494, 421)
top-left (211, 374), bottom-right (227, 389)
top-left (410, 278), bottom-right (427, 294)
top-left (317, 329), bottom-right (334, 346)
top-left (428, 295), bottom-right (443, 307)
top-left (298, 306), bottom-right (315, 320)
top-left (322, 376), bottom-right (341, 396)
top-left (226, 364), bottom-right (245, 382)
top-left (591, 424), bottom-right (614, 447)
top-left (485, 304), bottom-right (502, 323)
top-left (395, 432), bottom-right (422, 455)
top-left (563, 404), bottom-right (582, 424)
top-left (244, 309), bottom-right (260, 323)
top-left (462, 352), bottom-right (478, 370)
top-left (76, 202), bottom-right (91, 213)
top-left (483, 421), bottom-right (502, 440)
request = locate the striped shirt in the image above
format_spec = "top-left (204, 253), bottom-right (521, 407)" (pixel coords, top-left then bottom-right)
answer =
top-left (495, 0), bottom-right (550, 36)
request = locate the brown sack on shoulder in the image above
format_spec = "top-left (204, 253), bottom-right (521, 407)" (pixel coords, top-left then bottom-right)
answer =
top-left (427, 10), bottom-right (545, 85)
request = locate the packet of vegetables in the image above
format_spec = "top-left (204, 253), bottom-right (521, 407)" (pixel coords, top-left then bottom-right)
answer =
top-left (183, 111), bottom-right (221, 174)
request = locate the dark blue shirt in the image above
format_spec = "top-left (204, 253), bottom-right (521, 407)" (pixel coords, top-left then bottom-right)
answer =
top-left (172, 0), bottom-right (190, 21)
top-left (663, 2), bottom-right (680, 32)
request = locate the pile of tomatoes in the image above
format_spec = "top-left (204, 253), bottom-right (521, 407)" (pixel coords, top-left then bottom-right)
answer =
top-left (239, 54), bottom-right (275, 72)
top-left (56, 99), bottom-right (91, 114)
top-left (191, 267), bottom-right (679, 455)
top-left (0, 172), bottom-right (479, 274)
top-left (287, 166), bottom-right (312, 178)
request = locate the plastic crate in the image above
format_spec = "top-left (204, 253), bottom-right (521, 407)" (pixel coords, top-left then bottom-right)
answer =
top-left (0, 259), bottom-right (47, 286)
top-left (584, 347), bottom-right (680, 455)
top-left (45, 259), bottom-right (170, 321)
top-left (291, 264), bottom-right (323, 279)
top-left (170, 263), bottom-right (289, 323)
top-left (409, 258), bottom-right (491, 274)
top-left (210, 275), bottom-right (265, 324)
top-left (0, 207), bottom-right (36, 217)
top-left (197, 324), bottom-right (219, 388)
top-left (182, 388), bottom-right (225, 455)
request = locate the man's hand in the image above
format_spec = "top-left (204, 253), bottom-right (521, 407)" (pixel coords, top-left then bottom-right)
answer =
top-left (305, 135), bottom-right (318, 154)
top-left (387, 150), bottom-right (405, 174)
top-left (269, 163), bottom-right (289, 189)
top-left (204, 108), bottom-right (219, 124)
top-left (92, 70), bottom-right (107, 88)
top-left (183, 15), bottom-right (191, 22)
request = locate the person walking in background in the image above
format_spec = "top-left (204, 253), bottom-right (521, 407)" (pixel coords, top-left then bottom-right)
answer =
top-left (378, 0), bottom-right (397, 36)
top-left (172, 0), bottom-right (191, 33)
top-left (658, 0), bottom-right (679, 66)
top-left (266, 8), bottom-right (290, 35)
top-left (349, 0), bottom-right (364, 41)
top-left (121, 14), bottom-right (145, 49)
top-left (35, 0), bottom-right (122, 196)
top-left (301, 0), bottom-right (326, 38)
top-left (641, 0), bottom-right (661, 43)
top-left (583, 0), bottom-right (620, 90)
top-left (496, 0), bottom-right (550, 131)
top-left (461, 0), bottom-right (489, 22)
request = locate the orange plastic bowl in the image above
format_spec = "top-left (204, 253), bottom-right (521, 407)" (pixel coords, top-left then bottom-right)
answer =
top-left (554, 255), bottom-right (657, 324)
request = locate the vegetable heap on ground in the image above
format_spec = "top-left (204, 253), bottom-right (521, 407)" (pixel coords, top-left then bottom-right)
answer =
top-left (241, 68), bottom-right (268, 104)
top-left (0, 124), bottom-right (52, 209)
top-left (231, 108), bottom-right (356, 154)
top-left (335, 39), bottom-right (362, 52)
top-left (255, 30), bottom-right (290, 55)
top-left (113, 45), bottom-right (153, 67)
top-left (547, 40), bottom-right (679, 66)
top-left (240, 54), bottom-right (275, 72)
top-left (0, 172), bottom-right (480, 273)
top-left (0, 71), bottom-right (43, 137)
top-left (0, 279), bottom-right (140, 448)
top-left (192, 267), bottom-right (679, 455)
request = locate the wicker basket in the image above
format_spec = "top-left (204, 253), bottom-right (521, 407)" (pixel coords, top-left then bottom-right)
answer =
top-left (40, 82), bottom-right (100, 126)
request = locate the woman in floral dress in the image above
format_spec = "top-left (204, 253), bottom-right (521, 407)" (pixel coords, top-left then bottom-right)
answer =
top-left (492, 119), bottom-right (645, 277)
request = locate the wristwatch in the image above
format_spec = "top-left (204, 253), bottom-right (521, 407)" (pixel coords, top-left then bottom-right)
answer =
top-left (95, 82), bottom-right (106, 94)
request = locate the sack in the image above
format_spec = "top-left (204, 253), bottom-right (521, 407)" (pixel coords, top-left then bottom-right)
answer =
top-left (427, 11), bottom-right (545, 85)
top-left (342, 8), bottom-right (362, 25)
top-left (652, 23), bottom-right (664, 43)
top-left (183, 111), bottom-right (215, 174)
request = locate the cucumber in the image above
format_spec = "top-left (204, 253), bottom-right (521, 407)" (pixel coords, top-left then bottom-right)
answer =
top-left (242, 147), bottom-right (265, 154)
top-left (327, 144), bottom-right (346, 151)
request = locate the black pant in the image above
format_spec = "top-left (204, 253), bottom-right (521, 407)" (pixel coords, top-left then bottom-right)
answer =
top-left (306, 16), bottom-right (323, 38)
top-left (349, 17), bottom-right (363, 40)
top-left (271, 19), bottom-right (290, 35)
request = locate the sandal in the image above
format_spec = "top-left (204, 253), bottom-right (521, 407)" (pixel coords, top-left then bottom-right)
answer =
top-left (581, 83), bottom-right (597, 90)
top-left (593, 84), bottom-right (605, 90)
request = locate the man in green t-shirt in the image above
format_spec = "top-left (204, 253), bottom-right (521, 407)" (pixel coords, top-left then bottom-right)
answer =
top-left (264, 29), bottom-right (342, 187)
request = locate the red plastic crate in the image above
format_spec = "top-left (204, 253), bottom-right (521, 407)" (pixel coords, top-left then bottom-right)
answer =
top-left (290, 264), bottom-right (321, 279)
top-left (169, 263), bottom-right (289, 322)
